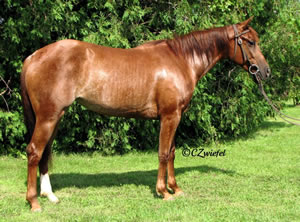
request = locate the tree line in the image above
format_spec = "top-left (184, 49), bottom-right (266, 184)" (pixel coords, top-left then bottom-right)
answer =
top-left (0, 0), bottom-right (299, 156)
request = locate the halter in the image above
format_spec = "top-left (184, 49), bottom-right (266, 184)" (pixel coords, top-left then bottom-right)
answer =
top-left (232, 24), bottom-right (260, 76)
top-left (231, 24), bottom-right (300, 126)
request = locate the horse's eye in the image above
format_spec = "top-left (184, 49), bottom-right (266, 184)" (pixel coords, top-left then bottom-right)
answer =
top-left (248, 41), bottom-right (255, 46)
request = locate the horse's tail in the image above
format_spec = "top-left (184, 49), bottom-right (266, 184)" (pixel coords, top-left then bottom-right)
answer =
top-left (21, 66), bottom-right (35, 143)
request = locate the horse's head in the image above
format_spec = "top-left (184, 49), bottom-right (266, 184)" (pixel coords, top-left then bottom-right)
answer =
top-left (228, 17), bottom-right (271, 81)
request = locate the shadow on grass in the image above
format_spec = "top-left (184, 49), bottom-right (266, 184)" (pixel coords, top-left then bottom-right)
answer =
top-left (175, 119), bottom-right (292, 149)
top-left (259, 120), bottom-right (290, 129)
top-left (50, 165), bottom-right (235, 197)
top-left (247, 119), bottom-right (290, 134)
top-left (238, 119), bottom-right (293, 140)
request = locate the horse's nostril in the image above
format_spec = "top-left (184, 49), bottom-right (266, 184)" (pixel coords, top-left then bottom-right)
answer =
top-left (265, 67), bottom-right (271, 76)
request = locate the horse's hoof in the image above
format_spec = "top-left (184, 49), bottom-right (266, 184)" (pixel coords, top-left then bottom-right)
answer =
top-left (156, 189), bottom-right (163, 197)
top-left (31, 207), bottom-right (42, 212)
top-left (163, 195), bottom-right (175, 201)
top-left (48, 193), bottom-right (59, 203)
top-left (174, 190), bottom-right (184, 197)
top-left (41, 192), bottom-right (59, 203)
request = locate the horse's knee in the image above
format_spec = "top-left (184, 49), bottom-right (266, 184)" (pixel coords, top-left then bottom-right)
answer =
top-left (26, 143), bottom-right (42, 166)
top-left (159, 153), bottom-right (169, 164)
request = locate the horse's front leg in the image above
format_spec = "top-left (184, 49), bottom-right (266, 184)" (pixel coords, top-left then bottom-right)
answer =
top-left (156, 111), bottom-right (181, 200)
top-left (167, 140), bottom-right (184, 196)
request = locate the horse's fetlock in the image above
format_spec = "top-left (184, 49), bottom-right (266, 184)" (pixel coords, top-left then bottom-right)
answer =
top-left (168, 179), bottom-right (177, 189)
top-left (26, 192), bottom-right (37, 203)
top-left (156, 184), bottom-right (166, 194)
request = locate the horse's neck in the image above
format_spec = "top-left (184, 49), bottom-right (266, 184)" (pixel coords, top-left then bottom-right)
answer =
top-left (196, 52), bottom-right (223, 79)
top-left (189, 49), bottom-right (225, 82)
top-left (183, 31), bottom-right (229, 82)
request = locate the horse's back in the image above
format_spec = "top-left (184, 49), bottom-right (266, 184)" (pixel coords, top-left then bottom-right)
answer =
top-left (22, 39), bottom-right (192, 119)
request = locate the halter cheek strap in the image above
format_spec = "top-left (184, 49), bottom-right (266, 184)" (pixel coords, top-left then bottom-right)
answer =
top-left (233, 24), bottom-right (250, 61)
top-left (232, 25), bottom-right (260, 76)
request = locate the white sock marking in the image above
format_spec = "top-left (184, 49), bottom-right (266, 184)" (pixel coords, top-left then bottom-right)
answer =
top-left (40, 173), bottom-right (59, 203)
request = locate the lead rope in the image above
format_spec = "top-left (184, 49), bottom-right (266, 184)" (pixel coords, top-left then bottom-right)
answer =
top-left (254, 74), bottom-right (300, 126)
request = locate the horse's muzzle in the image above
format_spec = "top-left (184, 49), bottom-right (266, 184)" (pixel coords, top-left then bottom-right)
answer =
top-left (257, 65), bottom-right (271, 80)
top-left (249, 64), bottom-right (271, 82)
top-left (260, 66), bottom-right (271, 80)
top-left (265, 67), bottom-right (271, 78)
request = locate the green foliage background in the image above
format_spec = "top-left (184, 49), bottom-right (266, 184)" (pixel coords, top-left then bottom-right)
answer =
top-left (0, 0), bottom-right (299, 156)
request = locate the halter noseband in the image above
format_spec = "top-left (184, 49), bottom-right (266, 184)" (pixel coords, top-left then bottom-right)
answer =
top-left (232, 24), bottom-right (260, 76)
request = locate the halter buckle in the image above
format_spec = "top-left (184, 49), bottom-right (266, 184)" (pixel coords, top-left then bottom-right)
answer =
top-left (237, 38), bottom-right (243, 45)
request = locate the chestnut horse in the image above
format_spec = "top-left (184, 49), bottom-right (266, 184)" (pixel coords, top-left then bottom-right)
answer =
top-left (21, 17), bottom-right (270, 211)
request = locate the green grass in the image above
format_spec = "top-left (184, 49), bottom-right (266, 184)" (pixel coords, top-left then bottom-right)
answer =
top-left (0, 105), bottom-right (299, 222)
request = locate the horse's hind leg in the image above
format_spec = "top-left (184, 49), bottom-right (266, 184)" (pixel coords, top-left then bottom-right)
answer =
top-left (26, 111), bottom-right (64, 212)
top-left (39, 119), bottom-right (62, 203)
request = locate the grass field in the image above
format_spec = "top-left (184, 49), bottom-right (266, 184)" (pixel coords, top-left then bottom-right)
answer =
top-left (0, 105), bottom-right (299, 222)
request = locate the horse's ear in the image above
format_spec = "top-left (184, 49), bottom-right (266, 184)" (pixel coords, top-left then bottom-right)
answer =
top-left (239, 16), bottom-right (254, 30)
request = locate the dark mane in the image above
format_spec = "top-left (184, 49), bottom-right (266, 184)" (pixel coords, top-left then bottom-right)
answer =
top-left (166, 26), bottom-right (229, 62)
